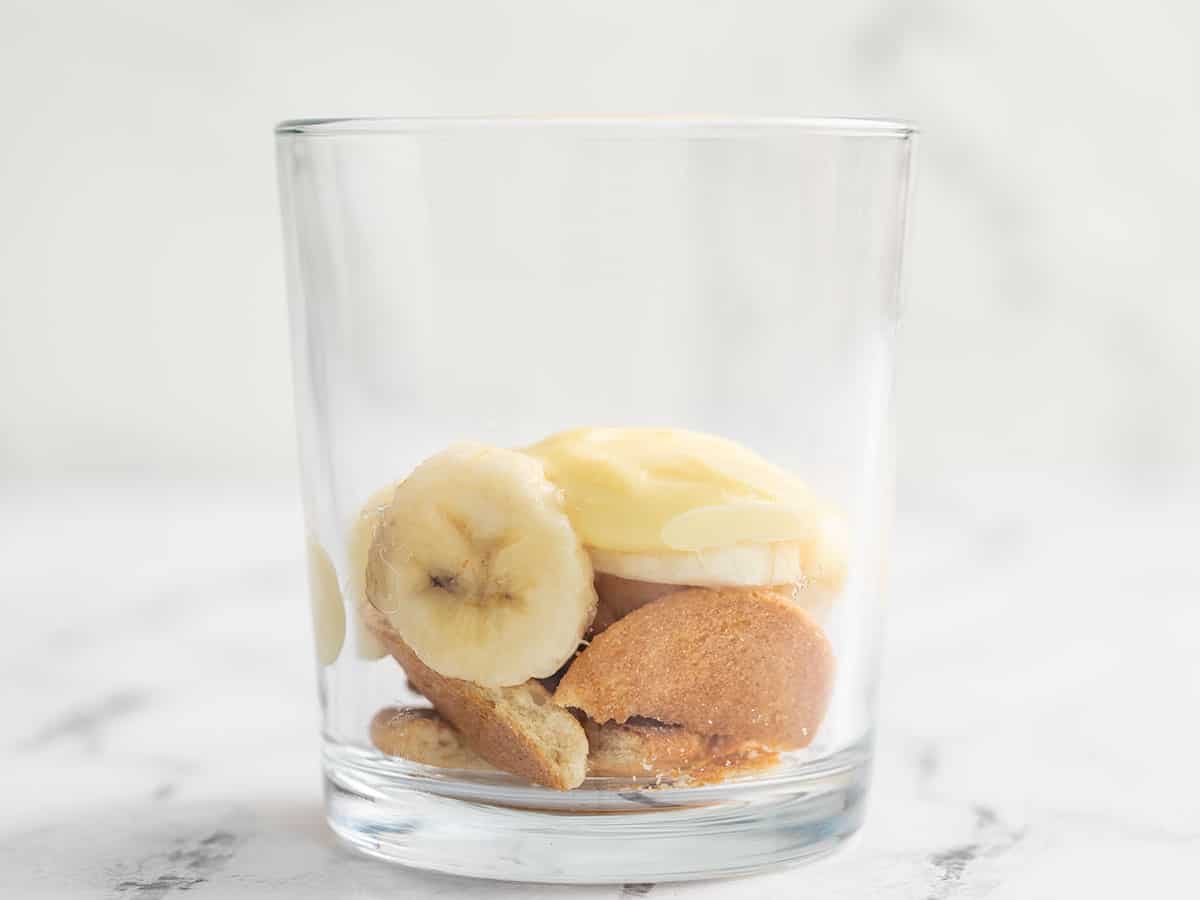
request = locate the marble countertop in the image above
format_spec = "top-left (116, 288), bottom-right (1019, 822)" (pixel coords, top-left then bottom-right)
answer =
top-left (3, 472), bottom-right (1198, 898)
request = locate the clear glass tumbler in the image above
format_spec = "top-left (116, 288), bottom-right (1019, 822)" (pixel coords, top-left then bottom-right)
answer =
top-left (276, 116), bottom-right (917, 883)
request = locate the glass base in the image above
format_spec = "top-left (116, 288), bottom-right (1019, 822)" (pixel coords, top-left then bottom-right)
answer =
top-left (324, 740), bottom-right (871, 884)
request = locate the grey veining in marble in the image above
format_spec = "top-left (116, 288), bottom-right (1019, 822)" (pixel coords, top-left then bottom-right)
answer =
top-left (3, 472), bottom-right (1198, 898)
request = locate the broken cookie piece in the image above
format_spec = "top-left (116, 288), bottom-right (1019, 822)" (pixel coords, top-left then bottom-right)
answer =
top-left (370, 707), bottom-right (495, 770)
top-left (363, 603), bottom-right (589, 790)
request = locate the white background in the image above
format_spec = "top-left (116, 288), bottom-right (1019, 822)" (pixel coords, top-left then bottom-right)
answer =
top-left (2, 0), bottom-right (1197, 482)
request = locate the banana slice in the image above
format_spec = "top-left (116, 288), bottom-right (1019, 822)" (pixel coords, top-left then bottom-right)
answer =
top-left (526, 427), bottom-right (848, 592)
top-left (589, 543), bottom-right (805, 588)
top-left (365, 443), bottom-right (597, 687)
top-left (659, 500), bottom-right (815, 551)
top-left (306, 539), bottom-right (346, 666)
top-left (525, 427), bottom-right (820, 553)
top-left (347, 483), bottom-right (399, 660)
top-left (590, 506), bottom-right (849, 590)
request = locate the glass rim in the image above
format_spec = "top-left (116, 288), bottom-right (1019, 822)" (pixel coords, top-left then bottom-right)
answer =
top-left (274, 114), bottom-right (918, 138)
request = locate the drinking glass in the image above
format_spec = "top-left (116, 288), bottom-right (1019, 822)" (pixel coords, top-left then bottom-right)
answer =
top-left (276, 115), bottom-right (917, 883)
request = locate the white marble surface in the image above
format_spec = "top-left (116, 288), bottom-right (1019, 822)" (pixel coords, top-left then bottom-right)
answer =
top-left (3, 471), bottom-right (1199, 898)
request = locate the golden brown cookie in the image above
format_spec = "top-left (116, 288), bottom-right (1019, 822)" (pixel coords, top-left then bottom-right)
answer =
top-left (555, 587), bottom-right (834, 749)
top-left (591, 573), bottom-right (690, 634)
top-left (370, 707), bottom-right (494, 770)
top-left (585, 718), bottom-right (759, 777)
top-left (363, 604), bottom-right (588, 789)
